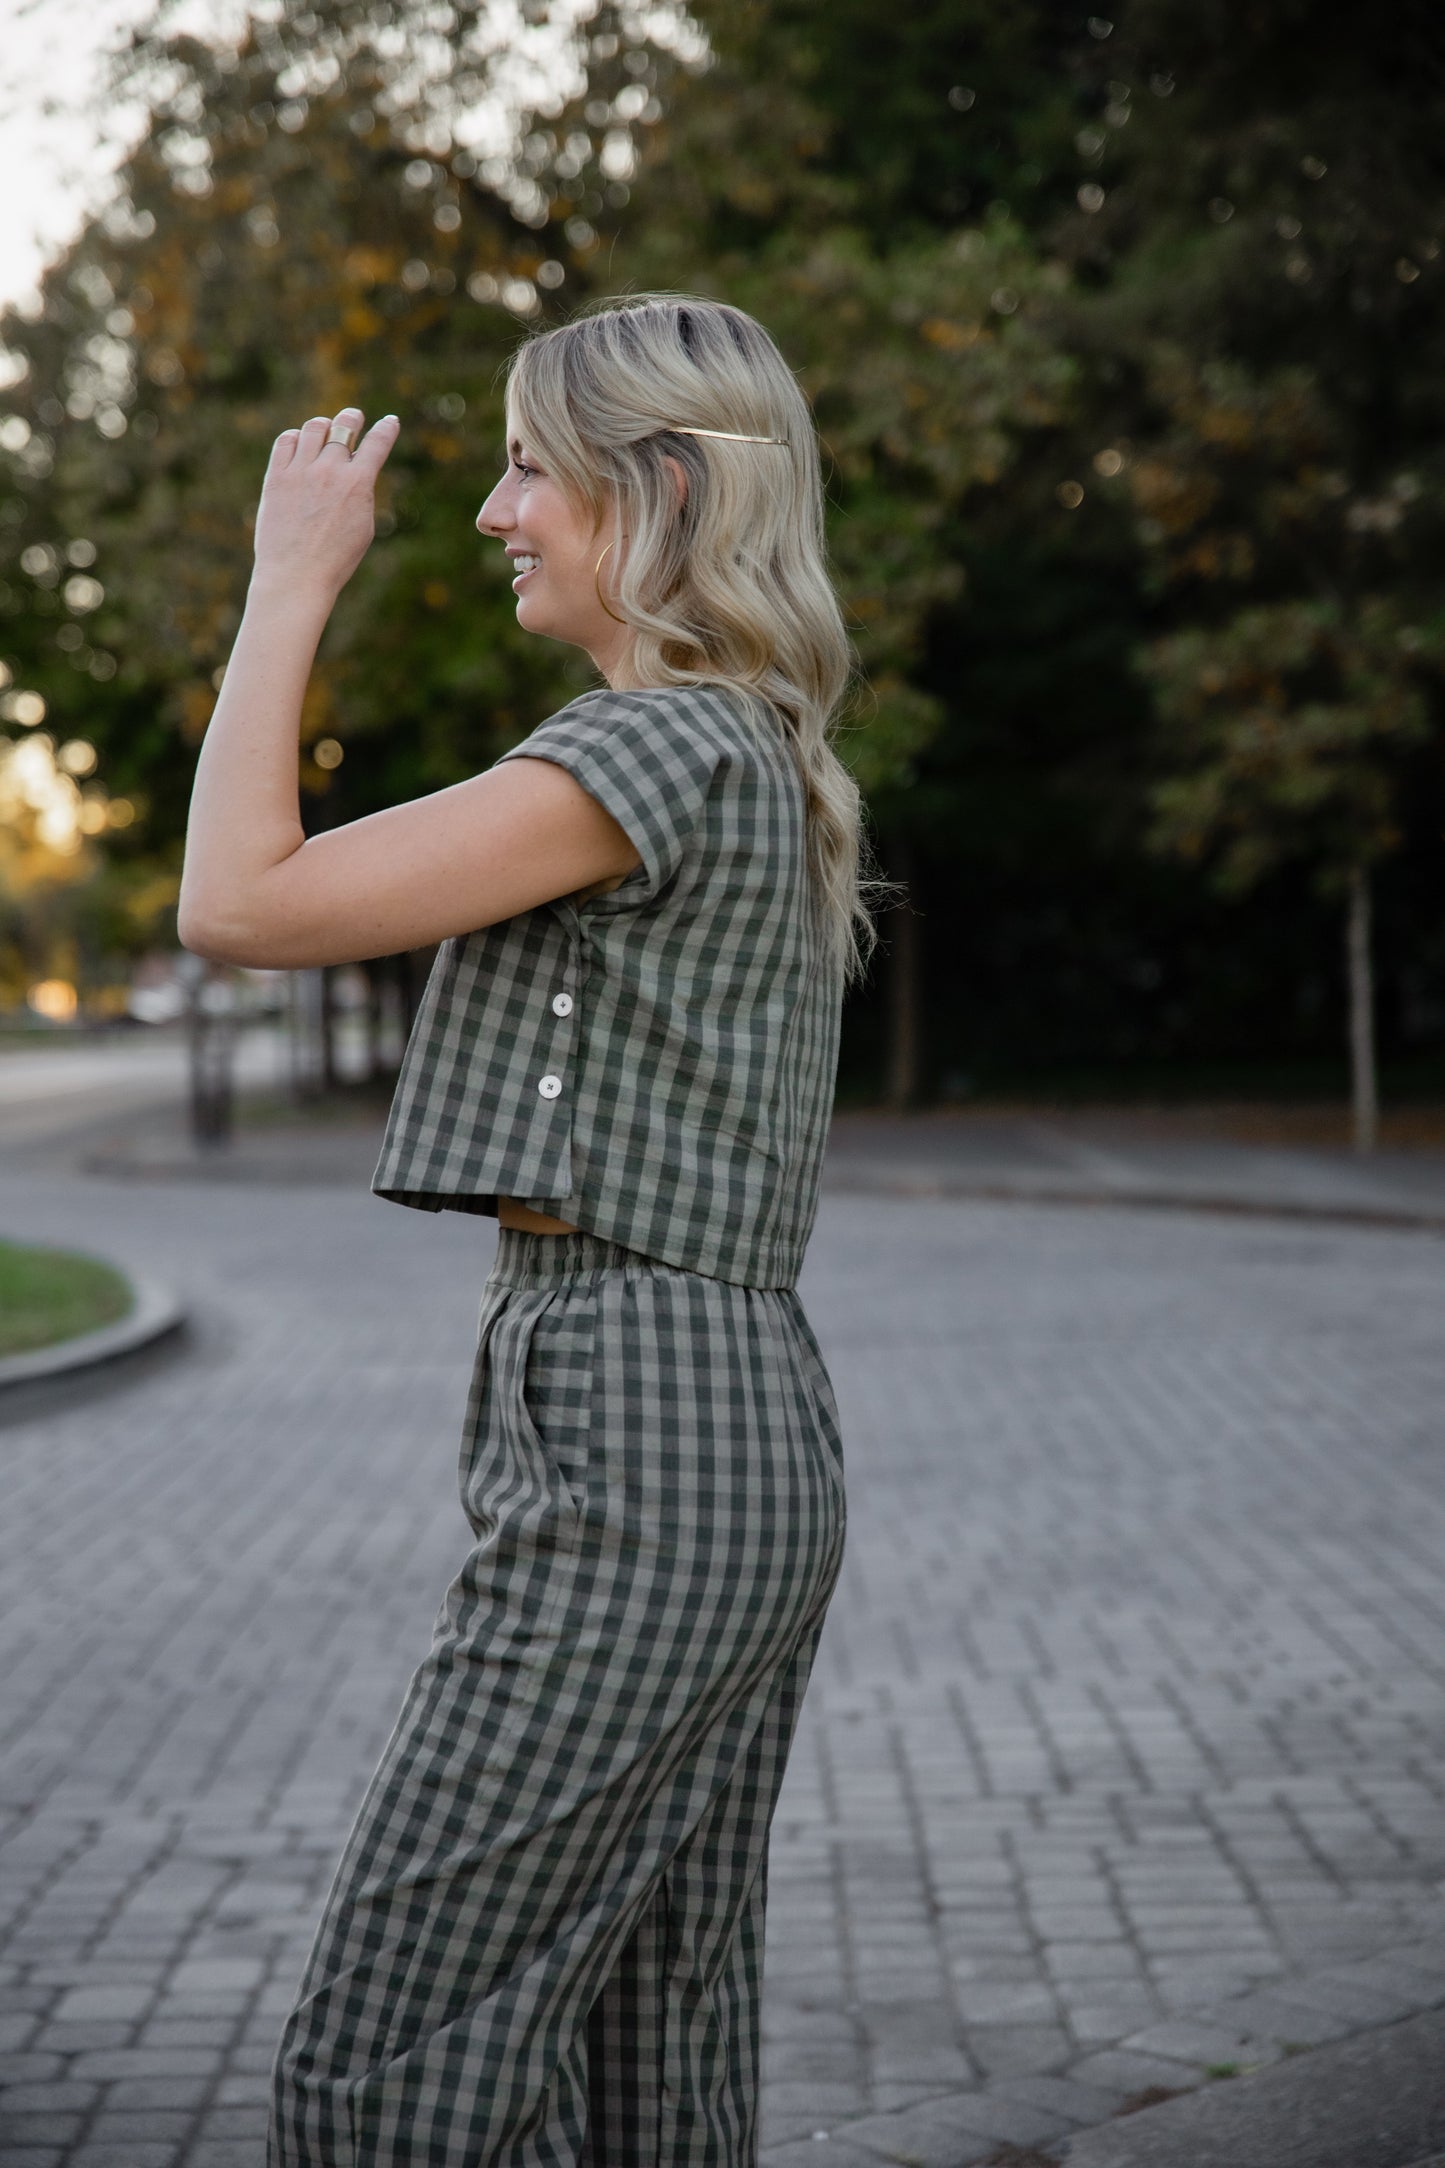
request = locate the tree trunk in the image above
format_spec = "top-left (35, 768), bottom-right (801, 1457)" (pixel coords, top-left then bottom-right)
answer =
top-left (883, 841), bottom-right (923, 1112)
top-left (320, 964), bottom-right (339, 1092)
top-left (396, 950), bottom-right (416, 1043)
top-left (364, 960), bottom-right (384, 1084)
top-left (186, 963), bottom-right (236, 1150)
top-left (287, 968), bottom-right (325, 1102)
top-left (1346, 864), bottom-right (1379, 1155)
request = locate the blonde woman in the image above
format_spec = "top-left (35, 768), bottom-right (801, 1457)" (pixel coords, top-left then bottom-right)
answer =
top-left (179, 295), bottom-right (872, 2167)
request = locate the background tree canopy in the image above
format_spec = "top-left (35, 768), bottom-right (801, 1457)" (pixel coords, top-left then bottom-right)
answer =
top-left (0, 0), bottom-right (1442, 1118)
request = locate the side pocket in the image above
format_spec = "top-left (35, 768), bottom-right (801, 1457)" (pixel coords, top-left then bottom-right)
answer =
top-left (516, 1288), bottom-right (595, 1524)
top-left (457, 1280), bottom-right (513, 1528)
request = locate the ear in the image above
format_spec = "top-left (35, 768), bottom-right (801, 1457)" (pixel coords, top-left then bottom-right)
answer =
top-left (662, 454), bottom-right (689, 509)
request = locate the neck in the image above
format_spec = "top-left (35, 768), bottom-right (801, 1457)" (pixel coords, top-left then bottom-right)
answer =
top-left (590, 629), bottom-right (638, 689)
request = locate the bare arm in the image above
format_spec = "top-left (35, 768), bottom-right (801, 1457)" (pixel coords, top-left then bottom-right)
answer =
top-left (177, 409), bottom-right (639, 970)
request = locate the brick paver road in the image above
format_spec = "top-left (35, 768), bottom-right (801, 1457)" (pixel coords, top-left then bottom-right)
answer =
top-left (2, 1169), bottom-right (1444, 2167)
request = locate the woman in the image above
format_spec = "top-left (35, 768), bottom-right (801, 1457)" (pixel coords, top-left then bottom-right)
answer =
top-left (179, 295), bottom-right (874, 2167)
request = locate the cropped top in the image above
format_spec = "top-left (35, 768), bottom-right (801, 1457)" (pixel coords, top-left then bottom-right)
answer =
top-left (372, 681), bottom-right (843, 1288)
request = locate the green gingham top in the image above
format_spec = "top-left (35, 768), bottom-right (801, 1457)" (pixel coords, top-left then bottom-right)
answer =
top-left (372, 682), bottom-right (843, 1288)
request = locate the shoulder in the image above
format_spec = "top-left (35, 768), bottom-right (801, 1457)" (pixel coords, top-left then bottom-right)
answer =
top-left (515, 680), bottom-right (755, 756)
top-left (498, 680), bottom-right (786, 803)
top-left (494, 683), bottom-right (781, 903)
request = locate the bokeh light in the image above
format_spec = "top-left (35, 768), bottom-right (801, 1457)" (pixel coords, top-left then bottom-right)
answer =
top-left (27, 978), bottom-right (78, 1021)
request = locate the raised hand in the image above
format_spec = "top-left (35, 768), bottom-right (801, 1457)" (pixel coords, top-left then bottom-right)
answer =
top-left (252, 407), bottom-right (401, 603)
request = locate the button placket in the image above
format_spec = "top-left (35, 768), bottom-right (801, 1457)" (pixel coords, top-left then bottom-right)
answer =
top-left (537, 971), bottom-right (577, 1101)
top-left (534, 908), bottom-right (581, 1109)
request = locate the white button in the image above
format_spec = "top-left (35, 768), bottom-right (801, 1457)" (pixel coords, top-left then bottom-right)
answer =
top-left (551, 991), bottom-right (574, 1017)
top-left (537, 1073), bottom-right (563, 1100)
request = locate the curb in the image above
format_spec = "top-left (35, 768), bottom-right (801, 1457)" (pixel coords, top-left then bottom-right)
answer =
top-left (1054, 2006), bottom-right (1445, 2166)
top-left (0, 1272), bottom-right (186, 1395)
top-left (757, 1922), bottom-right (1445, 2168)
top-left (822, 1167), bottom-right (1445, 1234)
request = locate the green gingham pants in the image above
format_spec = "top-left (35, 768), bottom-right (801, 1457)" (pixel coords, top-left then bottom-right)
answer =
top-left (269, 1227), bottom-right (846, 2167)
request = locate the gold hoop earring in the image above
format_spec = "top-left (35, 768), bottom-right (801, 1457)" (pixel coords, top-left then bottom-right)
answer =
top-left (594, 540), bottom-right (626, 626)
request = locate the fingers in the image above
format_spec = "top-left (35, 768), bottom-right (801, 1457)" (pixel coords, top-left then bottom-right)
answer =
top-left (266, 426), bottom-right (301, 476)
top-left (352, 413), bottom-right (401, 478)
top-left (316, 405), bottom-right (366, 460)
top-left (294, 412), bottom-right (342, 466)
top-left (271, 408), bottom-right (400, 479)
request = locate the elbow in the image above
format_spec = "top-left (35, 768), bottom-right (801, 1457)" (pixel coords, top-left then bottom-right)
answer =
top-left (176, 903), bottom-right (216, 960)
top-left (177, 858), bottom-right (330, 969)
top-left (178, 918), bottom-right (242, 966)
top-left (177, 896), bottom-right (269, 968)
top-left (177, 870), bottom-right (220, 961)
top-left (177, 860), bottom-right (283, 964)
top-left (177, 888), bottom-right (226, 961)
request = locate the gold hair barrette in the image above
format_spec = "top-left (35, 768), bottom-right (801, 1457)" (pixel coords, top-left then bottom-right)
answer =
top-left (668, 425), bottom-right (787, 445)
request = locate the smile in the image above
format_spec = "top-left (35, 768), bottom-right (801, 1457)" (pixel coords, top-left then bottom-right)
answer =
top-left (511, 553), bottom-right (541, 586)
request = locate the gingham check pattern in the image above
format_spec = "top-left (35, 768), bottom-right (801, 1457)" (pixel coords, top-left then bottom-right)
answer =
top-left (270, 1227), bottom-right (846, 2167)
top-left (372, 684), bottom-right (843, 1289)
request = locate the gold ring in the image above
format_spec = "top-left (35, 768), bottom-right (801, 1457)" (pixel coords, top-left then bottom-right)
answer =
top-left (325, 418), bottom-right (360, 454)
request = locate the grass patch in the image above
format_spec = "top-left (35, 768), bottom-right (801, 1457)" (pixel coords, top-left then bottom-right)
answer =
top-left (0, 1239), bottom-right (133, 1358)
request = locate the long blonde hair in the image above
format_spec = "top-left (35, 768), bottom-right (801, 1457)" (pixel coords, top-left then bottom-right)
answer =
top-left (505, 294), bottom-right (878, 983)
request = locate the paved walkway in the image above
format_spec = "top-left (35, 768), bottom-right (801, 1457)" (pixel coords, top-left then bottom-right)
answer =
top-left (824, 1108), bottom-right (1445, 1227)
top-left (1, 1160), bottom-right (1444, 2165)
top-left (58, 1096), bottom-right (1445, 1231)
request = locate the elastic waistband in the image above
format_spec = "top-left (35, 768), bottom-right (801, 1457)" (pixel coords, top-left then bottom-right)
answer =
top-left (489, 1224), bottom-right (667, 1290)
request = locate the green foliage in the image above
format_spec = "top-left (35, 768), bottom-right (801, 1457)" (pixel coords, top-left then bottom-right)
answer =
top-left (1041, 0), bottom-right (1445, 924)
top-left (0, 0), bottom-right (689, 918)
top-left (0, 0), bottom-right (1443, 1082)
top-left (606, 22), bottom-right (1080, 804)
top-left (0, 0), bottom-right (1085, 859)
top-left (1144, 598), bottom-right (1434, 893)
top-left (691, 0), bottom-right (1092, 241)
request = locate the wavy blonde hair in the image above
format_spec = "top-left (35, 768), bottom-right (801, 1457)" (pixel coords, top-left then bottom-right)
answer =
top-left (505, 293), bottom-right (878, 983)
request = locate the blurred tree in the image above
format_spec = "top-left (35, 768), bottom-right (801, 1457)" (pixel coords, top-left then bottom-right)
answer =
top-left (1143, 600), bottom-right (1434, 1147)
top-left (0, 662), bottom-right (135, 1011)
top-left (711, 0), bottom-right (1445, 1118)
top-left (4, 0), bottom-right (1444, 1129)
top-left (1035, 0), bottom-right (1445, 1142)
top-left (0, 1), bottom-right (703, 950)
top-left (0, 0), bottom-right (1086, 1097)
top-left (605, 1), bottom-right (1094, 1099)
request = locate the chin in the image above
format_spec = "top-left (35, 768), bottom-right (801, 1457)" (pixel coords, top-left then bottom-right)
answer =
top-left (516, 594), bottom-right (581, 644)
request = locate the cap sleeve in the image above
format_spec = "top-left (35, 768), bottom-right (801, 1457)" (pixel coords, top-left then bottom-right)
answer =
top-left (494, 687), bottom-right (724, 905)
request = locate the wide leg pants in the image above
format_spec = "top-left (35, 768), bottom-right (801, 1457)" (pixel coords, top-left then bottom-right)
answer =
top-left (269, 1228), bottom-right (846, 2168)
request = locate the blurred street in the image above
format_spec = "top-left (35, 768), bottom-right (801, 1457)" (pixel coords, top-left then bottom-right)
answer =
top-left (7, 1028), bottom-right (1445, 1228)
top-left (1, 1096), bottom-right (1444, 2164)
top-left (0, 1030), bottom-right (285, 1156)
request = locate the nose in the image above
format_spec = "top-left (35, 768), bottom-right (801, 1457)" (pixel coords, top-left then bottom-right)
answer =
top-left (476, 478), bottom-right (511, 537)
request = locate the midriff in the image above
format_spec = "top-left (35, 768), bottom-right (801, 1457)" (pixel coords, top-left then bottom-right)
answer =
top-left (498, 1197), bottom-right (582, 1235)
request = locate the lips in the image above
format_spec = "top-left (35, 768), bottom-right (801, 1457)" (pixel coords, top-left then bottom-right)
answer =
top-left (509, 552), bottom-right (541, 586)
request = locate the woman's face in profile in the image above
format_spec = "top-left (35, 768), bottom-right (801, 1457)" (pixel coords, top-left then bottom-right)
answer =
top-left (476, 431), bottom-right (624, 665)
